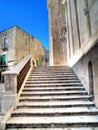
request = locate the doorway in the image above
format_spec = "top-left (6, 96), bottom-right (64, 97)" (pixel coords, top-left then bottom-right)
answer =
top-left (36, 60), bottom-right (39, 67)
top-left (88, 61), bottom-right (94, 99)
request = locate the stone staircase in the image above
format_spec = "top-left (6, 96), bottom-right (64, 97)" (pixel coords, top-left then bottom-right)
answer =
top-left (6, 66), bottom-right (98, 130)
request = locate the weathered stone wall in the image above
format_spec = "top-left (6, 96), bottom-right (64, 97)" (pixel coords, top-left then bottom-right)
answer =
top-left (31, 38), bottom-right (44, 65)
top-left (15, 26), bottom-right (45, 65)
top-left (66, 0), bottom-right (98, 66)
top-left (73, 42), bottom-right (98, 107)
top-left (65, 0), bottom-right (98, 106)
top-left (88, 0), bottom-right (98, 35)
top-left (47, 0), bottom-right (98, 106)
top-left (0, 27), bottom-right (16, 62)
top-left (15, 26), bottom-right (30, 63)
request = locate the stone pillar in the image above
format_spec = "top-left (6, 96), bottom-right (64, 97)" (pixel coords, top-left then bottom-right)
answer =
top-left (74, 0), bottom-right (81, 48)
top-left (67, 0), bottom-right (74, 57)
top-left (47, 0), bottom-right (67, 66)
top-left (48, 4), bottom-right (54, 66)
top-left (84, 0), bottom-right (91, 38)
top-left (50, 35), bottom-right (54, 66)
top-left (65, 1), bottom-right (71, 60)
top-left (61, 1), bottom-right (67, 65)
top-left (2, 71), bottom-right (18, 114)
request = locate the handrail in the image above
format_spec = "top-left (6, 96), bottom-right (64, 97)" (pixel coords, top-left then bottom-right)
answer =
top-left (17, 57), bottom-right (31, 93)
top-left (2, 55), bottom-right (33, 114)
top-left (3, 55), bottom-right (32, 93)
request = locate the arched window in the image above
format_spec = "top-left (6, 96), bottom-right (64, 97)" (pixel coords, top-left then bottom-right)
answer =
top-left (88, 61), bottom-right (94, 97)
top-left (3, 37), bottom-right (8, 50)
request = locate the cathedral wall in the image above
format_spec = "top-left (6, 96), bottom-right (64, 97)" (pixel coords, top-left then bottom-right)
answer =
top-left (67, 0), bottom-right (98, 66)
top-left (47, 0), bottom-right (98, 106)
top-left (66, 0), bottom-right (98, 106)
top-left (88, 0), bottom-right (98, 35)
top-left (73, 42), bottom-right (98, 107)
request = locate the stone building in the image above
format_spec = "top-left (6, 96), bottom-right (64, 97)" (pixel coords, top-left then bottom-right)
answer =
top-left (47, 0), bottom-right (98, 106)
top-left (0, 26), bottom-right (47, 68)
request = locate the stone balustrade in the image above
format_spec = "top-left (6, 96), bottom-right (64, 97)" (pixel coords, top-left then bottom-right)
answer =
top-left (1, 55), bottom-right (33, 114)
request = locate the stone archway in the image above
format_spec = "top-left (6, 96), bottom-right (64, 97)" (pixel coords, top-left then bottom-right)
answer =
top-left (88, 61), bottom-right (94, 98)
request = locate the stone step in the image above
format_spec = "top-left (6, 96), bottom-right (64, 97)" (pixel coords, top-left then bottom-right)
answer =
top-left (33, 67), bottom-right (72, 69)
top-left (32, 71), bottom-right (74, 74)
top-left (17, 101), bottom-right (95, 109)
top-left (29, 75), bottom-right (77, 78)
top-left (33, 70), bottom-right (74, 73)
top-left (19, 95), bottom-right (92, 102)
top-left (20, 90), bottom-right (87, 97)
top-left (24, 83), bottom-right (82, 87)
top-left (22, 86), bottom-right (85, 92)
top-left (21, 90), bottom-right (87, 94)
top-left (32, 68), bottom-right (73, 71)
top-left (27, 77), bottom-right (79, 81)
top-left (11, 107), bottom-right (98, 117)
top-left (33, 67), bottom-right (71, 70)
top-left (6, 126), bottom-right (98, 129)
top-left (37, 69), bottom-right (72, 71)
top-left (25, 80), bottom-right (80, 84)
top-left (29, 73), bottom-right (76, 76)
top-left (31, 71), bottom-right (74, 74)
top-left (33, 68), bottom-right (72, 70)
top-left (6, 115), bottom-right (98, 129)
top-left (24, 86), bottom-right (83, 90)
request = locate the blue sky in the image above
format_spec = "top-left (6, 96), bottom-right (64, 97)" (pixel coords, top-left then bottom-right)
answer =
top-left (0, 0), bottom-right (49, 50)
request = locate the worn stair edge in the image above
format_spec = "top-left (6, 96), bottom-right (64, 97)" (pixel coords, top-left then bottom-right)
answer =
top-left (17, 104), bottom-right (95, 109)
top-left (11, 111), bottom-right (98, 117)
top-left (24, 83), bottom-right (83, 87)
top-left (22, 87), bottom-right (85, 92)
top-left (5, 127), bottom-right (98, 130)
top-left (6, 116), bottom-right (98, 128)
top-left (19, 97), bottom-right (91, 102)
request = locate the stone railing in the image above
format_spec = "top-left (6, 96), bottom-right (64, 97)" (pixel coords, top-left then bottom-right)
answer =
top-left (17, 56), bottom-right (31, 93)
top-left (1, 55), bottom-right (33, 114)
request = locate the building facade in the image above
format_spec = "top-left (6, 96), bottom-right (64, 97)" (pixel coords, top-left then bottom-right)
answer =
top-left (0, 26), bottom-right (47, 68)
top-left (47, 0), bottom-right (98, 106)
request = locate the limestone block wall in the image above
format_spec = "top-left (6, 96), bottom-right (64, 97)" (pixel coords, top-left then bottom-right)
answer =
top-left (0, 27), bottom-right (16, 63)
top-left (31, 39), bottom-right (44, 65)
top-left (15, 26), bottom-right (30, 63)
top-left (15, 26), bottom-right (45, 65)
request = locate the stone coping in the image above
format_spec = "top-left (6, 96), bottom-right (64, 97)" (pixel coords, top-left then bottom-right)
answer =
top-left (2, 55), bottom-right (32, 75)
